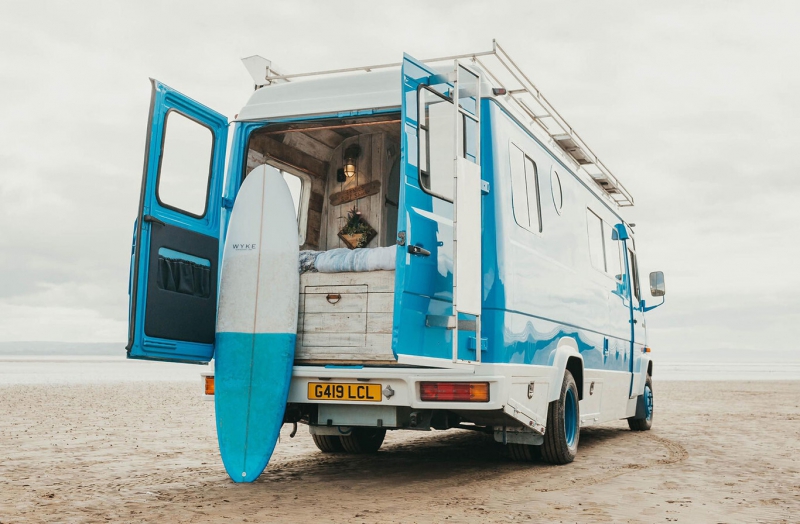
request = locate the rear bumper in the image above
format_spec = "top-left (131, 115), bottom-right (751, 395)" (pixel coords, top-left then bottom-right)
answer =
top-left (287, 365), bottom-right (506, 412)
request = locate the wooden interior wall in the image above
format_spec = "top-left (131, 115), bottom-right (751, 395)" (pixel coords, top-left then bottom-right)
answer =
top-left (322, 133), bottom-right (397, 250)
top-left (245, 126), bottom-right (399, 252)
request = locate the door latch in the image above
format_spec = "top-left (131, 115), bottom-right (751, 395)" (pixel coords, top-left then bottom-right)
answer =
top-left (408, 245), bottom-right (430, 257)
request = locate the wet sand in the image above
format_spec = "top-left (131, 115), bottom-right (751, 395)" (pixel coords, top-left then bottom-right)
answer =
top-left (1, 380), bottom-right (798, 523)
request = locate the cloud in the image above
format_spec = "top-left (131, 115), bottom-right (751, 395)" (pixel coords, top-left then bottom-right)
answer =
top-left (1, 0), bottom-right (798, 355)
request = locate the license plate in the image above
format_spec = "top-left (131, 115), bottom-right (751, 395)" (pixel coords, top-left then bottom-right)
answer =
top-left (308, 382), bottom-right (382, 402)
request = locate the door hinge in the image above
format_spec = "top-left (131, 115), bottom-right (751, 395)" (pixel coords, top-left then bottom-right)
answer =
top-left (222, 197), bottom-right (235, 210)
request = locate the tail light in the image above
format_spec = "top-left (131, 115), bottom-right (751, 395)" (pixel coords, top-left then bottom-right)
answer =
top-left (420, 382), bottom-right (489, 402)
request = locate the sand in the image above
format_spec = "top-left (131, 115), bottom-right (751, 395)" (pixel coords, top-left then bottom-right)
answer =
top-left (1, 380), bottom-right (798, 523)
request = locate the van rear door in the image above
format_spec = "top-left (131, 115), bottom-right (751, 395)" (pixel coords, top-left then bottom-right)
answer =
top-left (126, 80), bottom-right (228, 364)
top-left (393, 54), bottom-right (483, 365)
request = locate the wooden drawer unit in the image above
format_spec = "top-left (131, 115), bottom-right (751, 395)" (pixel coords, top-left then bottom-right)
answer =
top-left (301, 285), bottom-right (368, 347)
top-left (296, 271), bottom-right (395, 363)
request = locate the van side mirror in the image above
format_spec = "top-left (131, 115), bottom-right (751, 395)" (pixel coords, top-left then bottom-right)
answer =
top-left (649, 271), bottom-right (666, 297)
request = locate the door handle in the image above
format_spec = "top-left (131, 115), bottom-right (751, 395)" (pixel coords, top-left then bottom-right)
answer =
top-left (408, 245), bottom-right (430, 257)
top-left (143, 215), bottom-right (166, 227)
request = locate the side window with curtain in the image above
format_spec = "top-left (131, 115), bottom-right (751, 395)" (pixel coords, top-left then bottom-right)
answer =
top-left (509, 143), bottom-right (542, 233)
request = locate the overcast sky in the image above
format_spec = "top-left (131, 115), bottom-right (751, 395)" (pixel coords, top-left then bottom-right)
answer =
top-left (1, 1), bottom-right (798, 359)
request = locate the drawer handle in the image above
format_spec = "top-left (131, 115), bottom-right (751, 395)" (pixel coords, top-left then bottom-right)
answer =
top-left (326, 293), bottom-right (342, 305)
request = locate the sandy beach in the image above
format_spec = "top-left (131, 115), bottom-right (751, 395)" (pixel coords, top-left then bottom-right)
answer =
top-left (1, 380), bottom-right (797, 523)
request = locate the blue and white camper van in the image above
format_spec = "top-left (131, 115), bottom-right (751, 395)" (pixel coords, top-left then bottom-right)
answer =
top-left (127, 41), bottom-right (666, 479)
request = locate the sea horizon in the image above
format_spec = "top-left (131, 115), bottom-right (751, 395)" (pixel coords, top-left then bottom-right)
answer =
top-left (0, 341), bottom-right (798, 385)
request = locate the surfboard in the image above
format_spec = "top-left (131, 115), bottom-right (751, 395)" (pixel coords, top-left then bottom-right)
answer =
top-left (214, 164), bottom-right (299, 483)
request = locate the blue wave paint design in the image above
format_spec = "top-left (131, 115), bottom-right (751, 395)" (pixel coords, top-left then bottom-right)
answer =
top-left (214, 331), bottom-right (295, 483)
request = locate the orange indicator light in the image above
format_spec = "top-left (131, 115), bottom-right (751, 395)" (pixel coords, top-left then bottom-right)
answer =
top-left (204, 376), bottom-right (215, 395)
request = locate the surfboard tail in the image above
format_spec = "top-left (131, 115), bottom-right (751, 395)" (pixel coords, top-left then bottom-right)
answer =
top-left (215, 332), bottom-right (295, 483)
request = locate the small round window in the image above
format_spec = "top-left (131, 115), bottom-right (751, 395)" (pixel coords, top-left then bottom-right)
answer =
top-left (551, 170), bottom-right (563, 214)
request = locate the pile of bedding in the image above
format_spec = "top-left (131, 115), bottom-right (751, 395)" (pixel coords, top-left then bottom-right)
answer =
top-left (298, 245), bottom-right (396, 274)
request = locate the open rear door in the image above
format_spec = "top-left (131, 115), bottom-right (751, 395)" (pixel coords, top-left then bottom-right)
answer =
top-left (127, 80), bottom-right (228, 363)
top-left (452, 62), bottom-right (483, 362)
top-left (394, 55), bottom-right (483, 365)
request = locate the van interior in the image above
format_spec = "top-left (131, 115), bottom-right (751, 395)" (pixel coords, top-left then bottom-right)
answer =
top-left (244, 114), bottom-right (403, 364)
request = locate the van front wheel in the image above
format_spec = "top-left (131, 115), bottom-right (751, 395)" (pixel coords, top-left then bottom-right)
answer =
top-left (541, 370), bottom-right (580, 464)
top-left (628, 375), bottom-right (654, 431)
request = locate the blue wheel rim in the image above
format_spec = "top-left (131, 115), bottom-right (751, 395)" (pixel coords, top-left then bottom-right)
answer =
top-left (644, 384), bottom-right (653, 422)
top-left (564, 387), bottom-right (577, 447)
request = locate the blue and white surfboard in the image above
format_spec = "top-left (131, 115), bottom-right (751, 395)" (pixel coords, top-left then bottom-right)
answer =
top-left (214, 164), bottom-right (299, 483)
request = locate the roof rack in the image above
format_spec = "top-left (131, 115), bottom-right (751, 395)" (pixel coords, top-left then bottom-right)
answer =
top-left (256, 40), bottom-right (634, 207)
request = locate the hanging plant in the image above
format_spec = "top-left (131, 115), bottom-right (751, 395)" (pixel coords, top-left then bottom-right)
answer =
top-left (338, 206), bottom-right (377, 249)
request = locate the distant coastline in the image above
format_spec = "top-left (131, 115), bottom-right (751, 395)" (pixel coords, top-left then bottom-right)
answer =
top-left (0, 341), bottom-right (123, 357)
top-left (0, 342), bottom-right (798, 383)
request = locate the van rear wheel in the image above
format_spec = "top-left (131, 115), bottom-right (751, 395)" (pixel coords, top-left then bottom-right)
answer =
top-left (311, 433), bottom-right (344, 453)
top-left (340, 427), bottom-right (386, 453)
top-left (541, 370), bottom-right (580, 465)
top-left (508, 442), bottom-right (542, 462)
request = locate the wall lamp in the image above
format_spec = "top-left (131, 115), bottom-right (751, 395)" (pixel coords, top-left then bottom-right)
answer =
top-left (343, 144), bottom-right (361, 178)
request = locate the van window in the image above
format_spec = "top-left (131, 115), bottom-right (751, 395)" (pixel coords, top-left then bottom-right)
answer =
top-left (587, 209), bottom-right (605, 271)
top-left (551, 170), bottom-right (563, 214)
top-left (510, 144), bottom-right (542, 233)
top-left (524, 156), bottom-right (542, 232)
top-left (604, 221), bottom-right (622, 281)
top-left (245, 165), bottom-right (307, 244)
top-left (418, 87), bottom-right (455, 201)
top-left (282, 171), bottom-right (302, 218)
top-left (627, 247), bottom-right (641, 302)
top-left (157, 110), bottom-right (214, 217)
top-left (509, 145), bottom-right (529, 227)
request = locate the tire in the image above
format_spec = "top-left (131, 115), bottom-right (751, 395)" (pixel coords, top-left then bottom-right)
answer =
top-left (508, 442), bottom-right (542, 462)
top-left (628, 375), bottom-right (654, 431)
top-left (311, 433), bottom-right (344, 453)
top-left (541, 370), bottom-right (580, 465)
top-left (339, 427), bottom-right (386, 454)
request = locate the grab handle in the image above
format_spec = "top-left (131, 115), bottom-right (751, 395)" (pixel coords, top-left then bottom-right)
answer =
top-left (143, 214), bottom-right (166, 227)
top-left (326, 294), bottom-right (341, 305)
